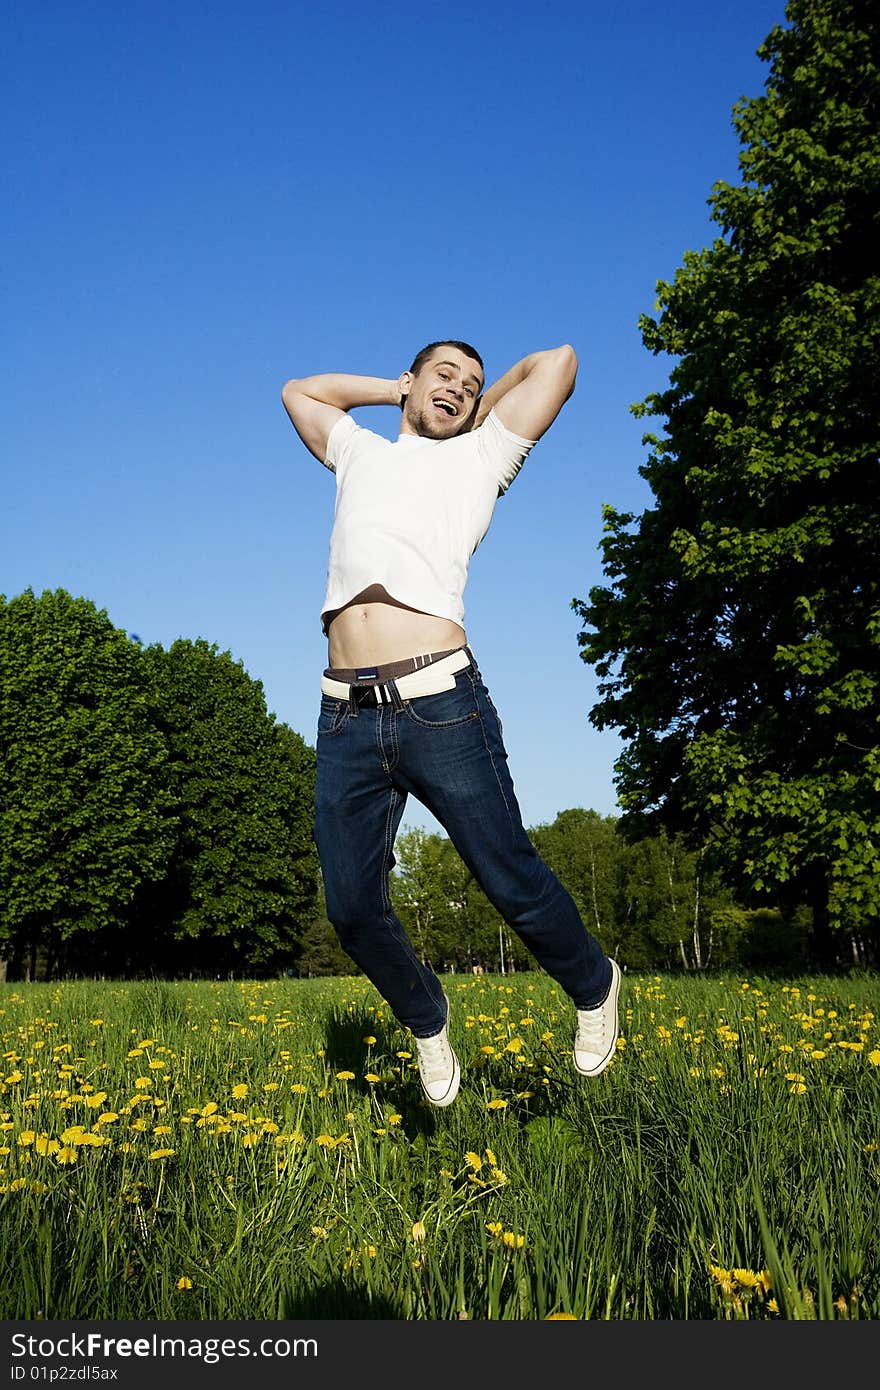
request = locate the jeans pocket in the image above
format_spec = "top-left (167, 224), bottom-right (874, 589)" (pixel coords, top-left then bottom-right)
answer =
top-left (402, 676), bottom-right (480, 729)
top-left (317, 696), bottom-right (350, 738)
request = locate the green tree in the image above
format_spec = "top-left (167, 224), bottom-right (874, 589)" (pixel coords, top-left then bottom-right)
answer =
top-left (573, 0), bottom-right (880, 964)
top-left (133, 638), bottom-right (319, 973)
top-left (530, 809), bottom-right (619, 953)
top-left (0, 589), bottom-right (175, 979)
top-left (613, 833), bottom-right (743, 971)
top-left (391, 827), bottom-right (523, 974)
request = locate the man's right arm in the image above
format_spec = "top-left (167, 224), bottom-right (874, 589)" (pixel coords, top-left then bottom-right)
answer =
top-left (280, 374), bottom-right (401, 462)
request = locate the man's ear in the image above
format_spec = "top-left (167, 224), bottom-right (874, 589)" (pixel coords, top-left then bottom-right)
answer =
top-left (397, 370), bottom-right (413, 404)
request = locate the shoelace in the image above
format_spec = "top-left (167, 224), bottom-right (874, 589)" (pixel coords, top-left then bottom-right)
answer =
top-left (575, 1005), bottom-right (607, 1050)
top-left (416, 1030), bottom-right (453, 1082)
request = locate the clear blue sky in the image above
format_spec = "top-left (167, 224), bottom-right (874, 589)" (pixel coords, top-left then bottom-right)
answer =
top-left (4, 0), bottom-right (787, 838)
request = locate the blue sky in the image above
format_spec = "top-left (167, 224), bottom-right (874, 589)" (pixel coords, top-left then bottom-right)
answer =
top-left (4, 0), bottom-right (787, 838)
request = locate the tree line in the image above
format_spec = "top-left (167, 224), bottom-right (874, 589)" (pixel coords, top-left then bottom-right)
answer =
top-left (0, 587), bottom-right (851, 983)
top-left (0, 589), bottom-right (318, 980)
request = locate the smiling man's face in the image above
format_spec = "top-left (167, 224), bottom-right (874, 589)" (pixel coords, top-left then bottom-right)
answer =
top-left (399, 346), bottom-right (484, 439)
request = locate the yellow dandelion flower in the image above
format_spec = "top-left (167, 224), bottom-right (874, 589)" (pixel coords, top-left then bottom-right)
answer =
top-left (868, 1050), bottom-right (880, 1067)
top-left (311, 1227), bottom-right (328, 1240)
top-left (545, 1312), bottom-right (577, 1319)
top-left (411, 1222), bottom-right (427, 1243)
top-left (502, 1231), bottom-right (525, 1250)
top-left (231, 1083), bottom-right (248, 1099)
top-left (464, 1151), bottom-right (483, 1171)
top-left (148, 1148), bottom-right (175, 1160)
top-left (316, 1134), bottom-right (334, 1147)
top-left (709, 1265), bottom-right (735, 1295)
top-left (291, 1083), bottom-right (307, 1094)
top-left (487, 1098), bottom-right (507, 1110)
top-left (485, 1147), bottom-right (498, 1166)
top-left (176, 1277), bottom-right (193, 1291)
top-left (789, 1082), bottom-right (807, 1095)
top-left (486, 1222), bottom-right (503, 1238)
top-left (396, 1051), bottom-right (412, 1060)
top-left (34, 1136), bottom-right (60, 1157)
top-left (242, 1133), bottom-right (260, 1147)
top-left (153, 1125), bottom-right (173, 1136)
top-left (9, 1178), bottom-right (28, 1192)
top-left (505, 1038), bottom-right (523, 1054)
top-left (148, 1060), bottom-right (166, 1070)
top-left (767, 1298), bottom-right (780, 1314)
top-left (335, 1071), bottom-right (355, 1081)
top-left (388, 1114), bottom-right (402, 1127)
top-left (17, 1131), bottom-right (35, 1147)
top-left (55, 1147), bottom-right (78, 1165)
top-left (490, 1168), bottom-right (508, 1185)
top-left (83, 1092), bottom-right (108, 1109)
top-left (733, 1269), bottom-right (761, 1288)
top-left (363, 1036), bottom-right (376, 1045)
top-left (94, 1113), bottom-right (118, 1126)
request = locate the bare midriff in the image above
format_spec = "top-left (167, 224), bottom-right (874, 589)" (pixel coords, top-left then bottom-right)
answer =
top-left (325, 584), bottom-right (466, 669)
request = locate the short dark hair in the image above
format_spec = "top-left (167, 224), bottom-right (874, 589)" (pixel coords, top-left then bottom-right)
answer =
top-left (407, 340), bottom-right (484, 378)
top-left (400, 341), bottom-right (484, 412)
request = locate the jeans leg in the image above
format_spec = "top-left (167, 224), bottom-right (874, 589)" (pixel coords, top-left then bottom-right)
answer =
top-left (394, 666), bottom-right (612, 1008)
top-left (314, 699), bottom-right (447, 1036)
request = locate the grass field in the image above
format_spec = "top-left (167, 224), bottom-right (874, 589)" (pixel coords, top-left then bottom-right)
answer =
top-left (1, 969), bottom-right (878, 1320)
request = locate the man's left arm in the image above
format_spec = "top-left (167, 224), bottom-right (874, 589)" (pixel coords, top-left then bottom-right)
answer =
top-left (473, 344), bottom-right (578, 440)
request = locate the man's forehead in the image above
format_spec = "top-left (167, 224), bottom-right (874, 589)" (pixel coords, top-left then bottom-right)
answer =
top-left (425, 349), bottom-right (483, 385)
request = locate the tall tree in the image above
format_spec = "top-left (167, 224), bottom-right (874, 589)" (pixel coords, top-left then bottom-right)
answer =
top-left (133, 638), bottom-right (319, 973)
top-left (573, 0), bottom-right (880, 963)
top-left (0, 589), bottom-right (175, 978)
top-left (530, 809), bottom-right (619, 950)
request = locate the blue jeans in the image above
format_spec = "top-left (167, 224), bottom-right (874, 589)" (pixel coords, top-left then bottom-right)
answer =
top-left (314, 648), bottom-right (612, 1036)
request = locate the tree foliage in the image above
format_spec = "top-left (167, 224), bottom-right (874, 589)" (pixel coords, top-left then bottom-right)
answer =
top-left (0, 592), bottom-right (319, 979)
top-left (130, 638), bottom-right (319, 973)
top-left (573, 0), bottom-right (880, 959)
top-left (0, 589), bottom-right (175, 975)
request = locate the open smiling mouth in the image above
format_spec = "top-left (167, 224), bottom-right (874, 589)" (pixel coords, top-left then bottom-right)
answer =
top-left (432, 398), bottom-right (459, 417)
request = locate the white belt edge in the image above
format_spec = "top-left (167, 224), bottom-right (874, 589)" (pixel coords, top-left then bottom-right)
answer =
top-left (321, 647), bottom-right (471, 701)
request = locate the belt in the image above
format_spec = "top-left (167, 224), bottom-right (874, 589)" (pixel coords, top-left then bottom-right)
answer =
top-left (321, 647), bottom-right (472, 706)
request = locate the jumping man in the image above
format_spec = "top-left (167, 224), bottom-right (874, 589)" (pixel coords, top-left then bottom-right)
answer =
top-left (281, 340), bottom-right (621, 1106)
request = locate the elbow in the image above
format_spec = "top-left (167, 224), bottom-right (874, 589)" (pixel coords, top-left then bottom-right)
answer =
top-left (554, 344), bottom-right (578, 396)
top-left (281, 379), bottom-right (302, 409)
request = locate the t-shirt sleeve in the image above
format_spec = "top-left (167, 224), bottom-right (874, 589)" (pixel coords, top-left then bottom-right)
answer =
top-left (477, 408), bottom-right (538, 493)
top-left (323, 413), bottom-right (361, 474)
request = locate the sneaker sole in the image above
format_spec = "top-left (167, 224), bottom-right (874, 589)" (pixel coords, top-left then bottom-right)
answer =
top-left (573, 959), bottom-right (621, 1078)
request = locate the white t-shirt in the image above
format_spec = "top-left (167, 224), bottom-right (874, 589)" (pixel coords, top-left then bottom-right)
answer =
top-left (319, 409), bottom-right (536, 633)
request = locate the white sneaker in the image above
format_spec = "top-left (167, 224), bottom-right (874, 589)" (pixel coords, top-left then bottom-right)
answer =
top-left (414, 993), bottom-right (460, 1107)
top-left (573, 959), bottom-right (621, 1077)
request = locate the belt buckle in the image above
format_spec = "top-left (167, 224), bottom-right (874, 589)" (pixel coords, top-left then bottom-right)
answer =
top-left (353, 684), bottom-right (379, 708)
